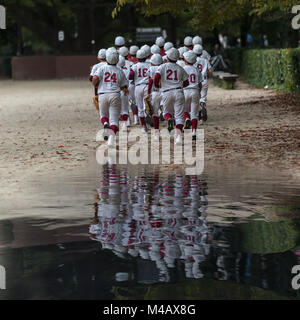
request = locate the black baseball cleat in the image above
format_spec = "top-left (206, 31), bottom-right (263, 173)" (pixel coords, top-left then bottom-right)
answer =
top-left (184, 118), bottom-right (192, 130)
top-left (103, 123), bottom-right (110, 141)
top-left (167, 118), bottom-right (174, 133)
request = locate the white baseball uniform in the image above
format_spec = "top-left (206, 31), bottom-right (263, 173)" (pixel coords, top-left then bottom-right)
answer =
top-left (201, 50), bottom-right (211, 61)
top-left (119, 65), bottom-right (130, 117)
top-left (155, 62), bottom-right (188, 125)
top-left (177, 60), bottom-right (185, 68)
top-left (183, 65), bottom-right (203, 120)
top-left (148, 65), bottom-right (161, 117)
top-left (131, 62), bottom-right (150, 118)
top-left (195, 57), bottom-right (211, 104)
top-left (90, 61), bottom-right (107, 77)
top-left (95, 64), bottom-right (128, 127)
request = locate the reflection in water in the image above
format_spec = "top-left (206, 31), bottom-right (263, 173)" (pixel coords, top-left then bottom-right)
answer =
top-left (90, 164), bottom-right (209, 283)
top-left (1, 164), bottom-right (300, 300)
top-left (89, 164), bottom-right (300, 299)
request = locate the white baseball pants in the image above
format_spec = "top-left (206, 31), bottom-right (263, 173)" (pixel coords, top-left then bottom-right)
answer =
top-left (184, 89), bottom-right (200, 120)
top-left (120, 91), bottom-right (129, 116)
top-left (135, 84), bottom-right (147, 118)
top-left (129, 83), bottom-right (136, 104)
top-left (200, 80), bottom-right (208, 104)
top-left (98, 93), bottom-right (121, 127)
top-left (151, 91), bottom-right (162, 117)
top-left (162, 89), bottom-right (185, 125)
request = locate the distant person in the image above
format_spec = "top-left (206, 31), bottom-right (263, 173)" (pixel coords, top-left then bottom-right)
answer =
top-left (263, 35), bottom-right (269, 48)
top-left (247, 34), bottom-right (253, 48)
top-left (236, 38), bottom-right (241, 48)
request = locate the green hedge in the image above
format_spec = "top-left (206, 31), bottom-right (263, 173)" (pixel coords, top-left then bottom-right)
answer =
top-left (226, 48), bottom-right (300, 93)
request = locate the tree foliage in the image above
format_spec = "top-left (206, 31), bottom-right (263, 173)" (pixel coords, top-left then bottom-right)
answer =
top-left (113, 0), bottom-right (297, 30)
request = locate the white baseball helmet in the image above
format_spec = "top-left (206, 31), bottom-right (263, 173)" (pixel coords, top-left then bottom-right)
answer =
top-left (193, 36), bottom-right (202, 45)
top-left (184, 36), bottom-right (193, 47)
top-left (156, 36), bottom-right (165, 48)
top-left (106, 50), bottom-right (119, 65)
top-left (98, 49), bottom-right (106, 59)
top-left (193, 44), bottom-right (203, 55)
top-left (129, 45), bottom-right (139, 55)
top-left (117, 55), bottom-right (125, 68)
top-left (141, 45), bottom-right (151, 57)
top-left (118, 46), bottom-right (129, 57)
top-left (150, 53), bottom-right (163, 66)
top-left (151, 44), bottom-right (160, 55)
top-left (136, 49), bottom-right (147, 59)
top-left (115, 36), bottom-right (125, 47)
top-left (164, 42), bottom-right (174, 52)
top-left (178, 47), bottom-right (189, 59)
top-left (166, 48), bottom-right (179, 61)
top-left (106, 47), bottom-right (118, 54)
top-left (183, 51), bottom-right (197, 64)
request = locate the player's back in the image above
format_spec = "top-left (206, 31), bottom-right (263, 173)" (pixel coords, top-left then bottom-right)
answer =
top-left (177, 60), bottom-right (185, 68)
top-left (97, 64), bottom-right (127, 93)
top-left (148, 65), bottom-right (159, 78)
top-left (132, 62), bottom-right (150, 85)
top-left (195, 57), bottom-right (211, 80)
top-left (91, 61), bottom-right (107, 77)
top-left (157, 62), bottom-right (187, 91)
top-left (183, 65), bottom-right (202, 89)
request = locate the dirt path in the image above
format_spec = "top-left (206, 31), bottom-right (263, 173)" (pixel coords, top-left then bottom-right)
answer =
top-left (0, 79), bottom-right (299, 195)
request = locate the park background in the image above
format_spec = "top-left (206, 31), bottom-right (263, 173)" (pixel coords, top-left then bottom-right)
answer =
top-left (0, 0), bottom-right (300, 92)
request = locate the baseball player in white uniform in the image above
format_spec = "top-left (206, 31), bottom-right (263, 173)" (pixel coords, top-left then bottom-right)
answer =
top-left (192, 36), bottom-right (211, 61)
top-left (127, 46), bottom-right (139, 124)
top-left (192, 36), bottom-right (203, 46)
top-left (145, 53), bottom-right (163, 140)
top-left (114, 36), bottom-right (125, 50)
top-left (183, 51), bottom-right (203, 139)
top-left (141, 45), bottom-right (151, 63)
top-left (128, 45), bottom-right (139, 63)
top-left (89, 49), bottom-right (107, 99)
top-left (162, 42), bottom-right (174, 63)
top-left (151, 44), bottom-right (161, 56)
top-left (118, 46), bottom-right (135, 127)
top-left (184, 36), bottom-right (193, 50)
top-left (153, 48), bottom-right (189, 145)
top-left (177, 47), bottom-right (189, 68)
top-left (117, 55), bottom-right (131, 131)
top-left (155, 36), bottom-right (166, 56)
top-left (194, 44), bottom-right (212, 123)
top-left (93, 49), bottom-right (129, 147)
top-left (129, 49), bottom-right (151, 133)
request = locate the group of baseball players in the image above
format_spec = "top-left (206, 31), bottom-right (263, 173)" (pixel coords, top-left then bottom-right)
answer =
top-left (90, 35), bottom-right (212, 147)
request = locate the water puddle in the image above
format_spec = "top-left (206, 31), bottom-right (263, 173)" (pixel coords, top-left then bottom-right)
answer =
top-left (0, 162), bottom-right (300, 300)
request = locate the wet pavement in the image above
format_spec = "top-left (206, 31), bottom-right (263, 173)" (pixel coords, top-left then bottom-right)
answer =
top-left (0, 161), bottom-right (300, 300)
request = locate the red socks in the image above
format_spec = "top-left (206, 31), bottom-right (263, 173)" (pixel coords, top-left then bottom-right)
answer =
top-left (153, 116), bottom-right (159, 129)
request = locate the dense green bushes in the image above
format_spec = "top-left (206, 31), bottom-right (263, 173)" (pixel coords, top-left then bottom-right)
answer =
top-left (225, 48), bottom-right (300, 93)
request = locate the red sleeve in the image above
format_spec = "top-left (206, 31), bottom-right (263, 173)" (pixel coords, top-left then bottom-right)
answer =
top-left (148, 78), bottom-right (153, 95)
top-left (160, 48), bottom-right (166, 56)
top-left (129, 70), bottom-right (135, 81)
top-left (154, 73), bottom-right (161, 87)
top-left (183, 79), bottom-right (189, 88)
top-left (89, 75), bottom-right (93, 82)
